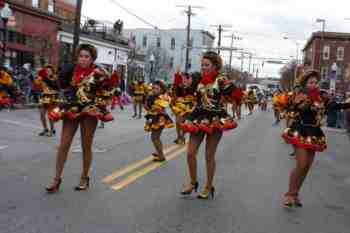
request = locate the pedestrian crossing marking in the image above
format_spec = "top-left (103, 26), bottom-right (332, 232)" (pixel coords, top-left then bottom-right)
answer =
top-left (111, 146), bottom-right (187, 191)
top-left (102, 144), bottom-right (181, 184)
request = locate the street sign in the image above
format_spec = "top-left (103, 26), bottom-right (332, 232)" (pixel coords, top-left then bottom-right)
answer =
top-left (266, 60), bottom-right (284, 64)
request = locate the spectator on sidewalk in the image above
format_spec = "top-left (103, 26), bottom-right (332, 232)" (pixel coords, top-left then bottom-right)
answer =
top-left (325, 92), bottom-right (337, 127)
top-left (321, 91), bottom-right (350, 128)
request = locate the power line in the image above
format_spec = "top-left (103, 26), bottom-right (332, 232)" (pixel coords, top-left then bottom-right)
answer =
top-left (108, 0), bottom-right (158, 29)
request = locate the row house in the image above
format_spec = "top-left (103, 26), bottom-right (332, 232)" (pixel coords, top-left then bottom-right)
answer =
top-left (0, 0), bottom-right (75, 69)
top-left (303, 31), bottom-right (350, 93)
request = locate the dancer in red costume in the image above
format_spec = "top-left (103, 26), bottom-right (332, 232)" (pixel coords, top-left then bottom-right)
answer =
top-left (34, 65), bottom-right (61, 136)
top-left (282, 70), bottom-right (326, 207)
top-left (180, 51), bottom-right (237, 199)
top-left (46, 44), bottom-right (115, 193)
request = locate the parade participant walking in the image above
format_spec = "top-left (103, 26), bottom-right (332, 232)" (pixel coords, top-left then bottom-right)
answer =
top-left (170, 68), bottom-right (199, 145)
top-left (180, 51), bottom-right (237, 199)
top-left (144, 80), bottom-right (174, 162)
top-left (45, 44), bottom-right (115, 193)
top-left (34, 65), bottom-right (61, 136)
top-left (229, 85), bottom-right (244, 120)
top-left (0, 67), bottom-right (17, 109)
top-left (131, 77), bottom-right (147, 119)
top-left (282, 70), bottom-right (326, 207)
top-left (246, 90), bottom-right (257, 115)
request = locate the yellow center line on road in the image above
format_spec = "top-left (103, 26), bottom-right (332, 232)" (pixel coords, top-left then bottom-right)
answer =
top-left (111, 146), bottom-right (187, 192)
top-left (102, 144), bottom-right (183, 184)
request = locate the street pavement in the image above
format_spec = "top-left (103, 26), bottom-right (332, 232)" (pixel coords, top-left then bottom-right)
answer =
top-left (0, 106), bottom-right (349, 233)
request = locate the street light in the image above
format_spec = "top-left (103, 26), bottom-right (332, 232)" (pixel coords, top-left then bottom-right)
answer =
top-left (149, 53), bottom-right (155, 83)
top-left (284, 36), bottom-right (300, 86)
top-left (316, 18), bottom-right (326, 32)
top-left (316, 18), bottom-right (326, 74)
top-left (1, 3), bottom-right (13, 66)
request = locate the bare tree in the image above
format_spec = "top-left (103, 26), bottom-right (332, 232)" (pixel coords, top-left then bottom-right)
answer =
top-left (279, 61), bottom-right (297, 91)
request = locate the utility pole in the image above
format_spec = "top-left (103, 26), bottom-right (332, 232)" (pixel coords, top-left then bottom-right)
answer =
top-left (240, 52), bottom-right (244, 73)
top-left (210, 24), bottom-right (231, 55)
top-left (72, 0), bottom-right (83, 62)
top-left (223, 33), bottom-right (242, 70)
top-left (248, 53), bottom-right (252, 73)
top-left (176, 5), bottom-right (203, 73)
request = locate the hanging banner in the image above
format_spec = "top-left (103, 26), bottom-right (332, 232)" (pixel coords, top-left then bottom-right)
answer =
top-left (116, 50), bottom-right (128, 65)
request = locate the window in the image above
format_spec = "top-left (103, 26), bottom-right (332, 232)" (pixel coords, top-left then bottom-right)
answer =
top-left (32, 0), bottom-right (39, 8)
top-left (157, 37), bottom-right (161, 48)
top-left (323, 45), bottom-right (330, 60)
top-left (48, 0), bottom-right (55, 13)
top-left (321, 66), bottom-right (329, 81)
top-left (337, 47), bottom-right (344, 61)
top-left (169, 57), bottom-right (174, 69)
top-left (171, 38), bottom-right (175, 50)
top-left (142, 35), bottom-right (147, 48)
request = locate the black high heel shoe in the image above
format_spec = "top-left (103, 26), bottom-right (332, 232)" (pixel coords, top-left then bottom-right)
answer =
top-left (45, 178), bottom-right (62, 193)
top-left (197, 187), bottom-right (215, 199)
top-left (180, 182), bottom-right (199, 195)
top-left (74, 177), bottom-right (90, 191)
top-left (38, 129), bottom-right (48, 136)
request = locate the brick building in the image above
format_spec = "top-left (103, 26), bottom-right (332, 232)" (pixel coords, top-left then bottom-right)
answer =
top-left (0, 0), bottom-right (75, 69)
top-left (303, 31), bottom-right (350, 93)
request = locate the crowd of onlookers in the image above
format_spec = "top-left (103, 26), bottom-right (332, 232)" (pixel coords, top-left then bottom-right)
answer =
top-left (1, 64), bottom-right (42, 105)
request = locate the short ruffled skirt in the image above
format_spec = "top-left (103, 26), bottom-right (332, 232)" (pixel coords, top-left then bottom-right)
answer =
top-left (39, 93), bottom-right (62, 109)
top-left (133, 94), bottom-right (144, 103)
top-left (282, 122), bottom-right (327, 152)
top-left (144, 112), bottom-right (174, 132)
top-left (181, 108), bottom-right (237, 134)
top-left (48, 92), bottom-right (113, 122)
top-left (170, 96), bottom-right (195, 117)
top-left (0, 96), bottom-right (13, 106)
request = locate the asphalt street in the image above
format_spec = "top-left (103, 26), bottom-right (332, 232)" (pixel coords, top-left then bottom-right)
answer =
top-left (0, 106), bottom-right (349, 233)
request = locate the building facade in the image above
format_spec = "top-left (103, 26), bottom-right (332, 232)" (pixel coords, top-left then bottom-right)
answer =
top-left (303, 31), bottom-right (350, 93)
top-left (0, 0), bottom-right (76, 69)
top-left (123, 28), bottom-right (215, 83)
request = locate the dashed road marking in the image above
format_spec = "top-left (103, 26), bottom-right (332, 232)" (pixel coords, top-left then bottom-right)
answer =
top-left (102, 144), bottom-right (180, 184)
top-left (110, 146), bottom-right (187, 191)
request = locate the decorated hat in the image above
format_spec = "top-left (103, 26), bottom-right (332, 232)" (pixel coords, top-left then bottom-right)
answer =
top-left (295, 70), bottom-right (320, 87)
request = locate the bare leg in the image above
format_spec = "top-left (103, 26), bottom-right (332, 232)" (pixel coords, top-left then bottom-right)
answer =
top-left (186, 132), bottom-right (205, 185)
top-left (40, 108), bottom-right (48, 131)
top-left (236, 104), bottom-right (242, 120)
top-left (231, 102), bottom-right (237, 119)
top-left (80, 116), bottom-right (98, 179)
top-left (53, 119), bottom-right (79, 179)
top-left (175, 115), bottom-right (185, 142)
top-left (204, 130), bottom-right (222, 190)
top-left (138, 102), bottom-right (142, 118)
top-left (287, 148), bottom-right (315, 196)
top-left (133, 102), bottom-right (137, 117)
top-left (151, 128), bottom-right (165, 159)
top-left (49, 120), bottom-right (55, 133)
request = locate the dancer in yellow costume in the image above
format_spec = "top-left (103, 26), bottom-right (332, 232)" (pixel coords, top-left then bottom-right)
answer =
top-left (144, 80), bottom-right (174, 162)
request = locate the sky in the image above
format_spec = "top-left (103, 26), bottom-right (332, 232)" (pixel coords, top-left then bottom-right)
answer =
top-left (82, 0), bottom-right (350, 78)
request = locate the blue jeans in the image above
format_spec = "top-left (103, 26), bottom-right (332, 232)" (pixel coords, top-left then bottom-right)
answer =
top-left (336, 110), bottom-right (345, 129)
